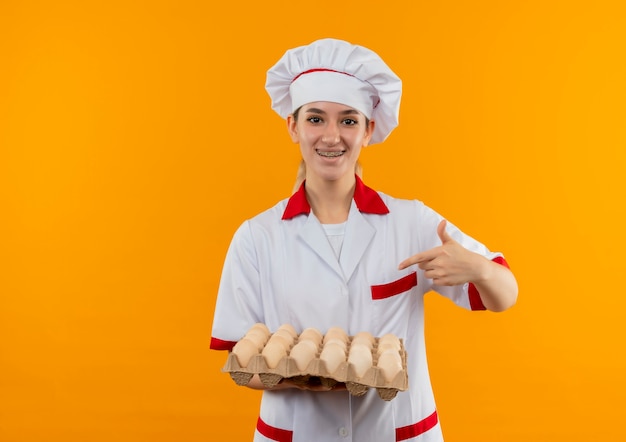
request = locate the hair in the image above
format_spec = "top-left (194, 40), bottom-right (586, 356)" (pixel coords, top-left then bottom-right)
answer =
top-left (291, 106), bottom-right (366, 193)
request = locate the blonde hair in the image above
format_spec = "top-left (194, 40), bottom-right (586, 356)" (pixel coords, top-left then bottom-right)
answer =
top-left (292, 160), bottom-right (363, 193)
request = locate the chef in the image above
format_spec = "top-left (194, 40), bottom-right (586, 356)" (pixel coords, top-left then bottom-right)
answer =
top-left (210, 38), bottom-right (518, 442)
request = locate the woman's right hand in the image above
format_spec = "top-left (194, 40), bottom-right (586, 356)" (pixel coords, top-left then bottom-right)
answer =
top-left (246, 374), bottom-right (346, 392)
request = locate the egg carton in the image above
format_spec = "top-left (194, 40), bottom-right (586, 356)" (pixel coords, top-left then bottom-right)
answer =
top-left (221, 331), bottom-right (409, 401)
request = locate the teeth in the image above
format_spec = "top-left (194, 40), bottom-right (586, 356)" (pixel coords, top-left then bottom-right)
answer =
top-left (317, 150), bottom-right (345, 158)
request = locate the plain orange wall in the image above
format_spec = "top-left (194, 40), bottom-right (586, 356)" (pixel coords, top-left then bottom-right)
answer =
top-left (1, 1), bottom-right (625, 441)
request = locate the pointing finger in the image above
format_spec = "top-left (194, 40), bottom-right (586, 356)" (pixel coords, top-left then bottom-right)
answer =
top-left (398, 249), bottom-right (438, 270)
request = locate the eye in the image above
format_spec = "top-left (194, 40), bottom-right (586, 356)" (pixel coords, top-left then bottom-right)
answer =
top-left (306, 116), bottom-right (323, 124)
top-left (342, 118), bottom-right (358, 126)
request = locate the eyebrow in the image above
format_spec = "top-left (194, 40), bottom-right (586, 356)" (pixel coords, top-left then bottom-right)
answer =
top-left (304, 107), bottom-right (360, 116)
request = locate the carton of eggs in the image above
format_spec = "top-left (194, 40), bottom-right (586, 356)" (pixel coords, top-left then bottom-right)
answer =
top-left (223, 324), bottom-right (408, 401)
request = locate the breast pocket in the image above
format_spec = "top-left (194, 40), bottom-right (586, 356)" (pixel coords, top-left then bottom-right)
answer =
top-left (371, 272), bottom-right (418, 300)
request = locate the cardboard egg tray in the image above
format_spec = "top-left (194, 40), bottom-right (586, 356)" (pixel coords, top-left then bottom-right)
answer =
top-left (222, 331), bottom-right (409, 401)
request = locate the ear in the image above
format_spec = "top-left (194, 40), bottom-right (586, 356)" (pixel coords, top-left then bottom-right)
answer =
top-left (362, 119), bottom-right (376, 147)
top-left (286, 114), bottom-right (299, 143)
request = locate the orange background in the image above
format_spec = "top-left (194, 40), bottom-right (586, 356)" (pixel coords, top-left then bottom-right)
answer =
top-left (1, 1), bottom-right (625, 441)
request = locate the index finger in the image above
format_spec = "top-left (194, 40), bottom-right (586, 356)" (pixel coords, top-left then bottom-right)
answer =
top-left (397, 249), bottom-right (438, 270)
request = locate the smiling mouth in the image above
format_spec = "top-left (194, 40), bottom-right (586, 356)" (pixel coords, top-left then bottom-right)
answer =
top-left (316, 150), bottom-right (345, 158)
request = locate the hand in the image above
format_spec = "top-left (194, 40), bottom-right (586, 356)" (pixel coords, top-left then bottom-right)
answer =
top-left (397, 220), bottom-right (487, 286)
top-left (279, 378), bottom-right (347, 392)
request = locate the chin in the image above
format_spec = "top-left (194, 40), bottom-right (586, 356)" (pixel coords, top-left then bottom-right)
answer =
top-left (318, 170), bottom-right (354, 183)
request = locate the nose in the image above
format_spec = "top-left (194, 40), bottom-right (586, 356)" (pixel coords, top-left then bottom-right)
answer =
top-left (321, 123), bottom-right (340, 146)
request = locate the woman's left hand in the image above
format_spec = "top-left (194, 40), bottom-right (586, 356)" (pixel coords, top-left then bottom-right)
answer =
top-left (397, 220), bottom-right (488, 286)
top-left (398, 219), bottom-right (518, 312)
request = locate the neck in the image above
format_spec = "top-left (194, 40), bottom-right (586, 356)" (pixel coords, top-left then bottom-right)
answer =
top-left (305, 174), bottom-right (356, 224)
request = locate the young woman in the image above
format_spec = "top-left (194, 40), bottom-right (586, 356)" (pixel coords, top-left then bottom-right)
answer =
top-left (210, 38), bottom-right (518, 441)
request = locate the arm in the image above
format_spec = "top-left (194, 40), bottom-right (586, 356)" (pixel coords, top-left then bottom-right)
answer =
top-left (398, 220), bottom-right (518, 312)
top-left (464, 254), bottom-right (518, 312)
top-left (211, 222), bottom-right (265, 348)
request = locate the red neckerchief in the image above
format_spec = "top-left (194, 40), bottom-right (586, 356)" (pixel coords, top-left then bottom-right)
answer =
top-left (282, 175), bottom-right (389, 220)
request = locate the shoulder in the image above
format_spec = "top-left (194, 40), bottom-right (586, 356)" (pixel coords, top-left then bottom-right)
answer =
top-left (370, 192), bottom-right (445, 243)
top-left (227, 198), bottom-right (290, 253)
top-left (233, 197), bottom-right (291, 238)
top-left (249, 198), bottom-right (289, 224)
top-left (376, 191), bottom-right (439, 219)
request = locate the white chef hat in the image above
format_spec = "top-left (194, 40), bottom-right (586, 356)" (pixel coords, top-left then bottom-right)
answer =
top-left (265, 38), bottom-right (402, 144)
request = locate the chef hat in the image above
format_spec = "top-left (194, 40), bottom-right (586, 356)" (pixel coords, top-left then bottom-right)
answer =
top-left (265, 38), bottom-right (402, 144)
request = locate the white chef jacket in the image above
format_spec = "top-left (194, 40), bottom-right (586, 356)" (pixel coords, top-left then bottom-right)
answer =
top-left (211, 176), bottom-right (508, 442)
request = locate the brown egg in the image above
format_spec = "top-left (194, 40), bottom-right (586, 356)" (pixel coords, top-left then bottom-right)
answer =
top-left (323, 326), bottom-right (349, 344)
top-left (231, 338), bottom-right (259, 368)
top-left (347, 343), bottom-right (373, 378)
top-left (351, 336), bottom-right (374, 350)
top-left (273, 328), bottom-right (296, 342)
top-left (298, 327), bottom-right (323, 347)
top-left (378, 332), bottom-right (398, 341)
top-left (376, 340), bottom-right (401, 355)
top-left (261, 342), bottom-right (287, 368)
top-left (267, 333), bottom-right (293, 350)
top-left (353, 331), bottom-right (375, 341)
top-left (289, 340), bottom-right (318, 371)
top-left (277, 323), bottom-right (298, 339)
top-left (352, 331), bottom-right (375, 348)
top-left (323, 337), bottom-right (347, 352)
top-left (320, 342), bottom-right (346, 374)
top-left (377, 350), bottom-right (403, 382)
top-left (249, 323), bottom-right (270, 336)
top-left (378, 333), bottom-right (401, 347)
top-left (244, 329), bottom-right (268, 349)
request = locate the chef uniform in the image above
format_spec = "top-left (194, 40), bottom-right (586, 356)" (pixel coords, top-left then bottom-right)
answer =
top-left (210, 38), bottom-right (510, 442)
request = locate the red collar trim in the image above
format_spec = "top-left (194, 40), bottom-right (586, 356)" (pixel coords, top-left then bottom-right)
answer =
top-left (292, 68), bottom-right (355, 83)
top-left (281, 175), bottom-right (389, 220)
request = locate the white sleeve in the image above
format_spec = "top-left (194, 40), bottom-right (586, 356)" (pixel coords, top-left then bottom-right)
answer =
top-left (210, 221), bottom-right (265, 349)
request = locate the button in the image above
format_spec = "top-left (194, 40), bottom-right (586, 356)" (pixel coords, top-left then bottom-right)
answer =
top-left (338, 427), bottom-right (349, 437)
